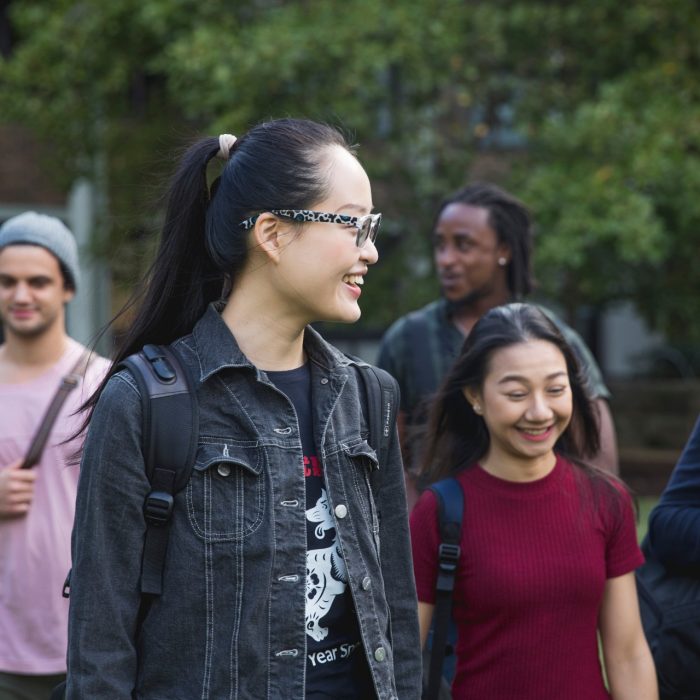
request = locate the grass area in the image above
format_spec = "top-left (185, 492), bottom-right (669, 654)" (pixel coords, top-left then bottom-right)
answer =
top-left (636, 496), bottom-right (659, 543)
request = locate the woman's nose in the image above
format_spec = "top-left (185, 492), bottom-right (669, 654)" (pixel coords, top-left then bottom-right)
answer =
top-left (526, 394), bottom-right (554, 421)
top-left (360, 237), bottom-right (379, 265)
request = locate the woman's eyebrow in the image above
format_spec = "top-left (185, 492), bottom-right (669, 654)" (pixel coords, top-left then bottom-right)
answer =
top-left (336, 203), bottom-right (372, 214)
top-left (497, 371), bottom-right (568, 384)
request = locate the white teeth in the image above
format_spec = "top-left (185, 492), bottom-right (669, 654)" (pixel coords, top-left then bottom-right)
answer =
top-left (521, 427), bottom-right (548, 435)
top-left (343, 275), bottom-right (364, 285)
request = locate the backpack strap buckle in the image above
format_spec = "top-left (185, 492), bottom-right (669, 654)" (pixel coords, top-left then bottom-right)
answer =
top-left (436, 542), bottom-right (461, 591)
top-left (143, 490), bottom-right (174, 526)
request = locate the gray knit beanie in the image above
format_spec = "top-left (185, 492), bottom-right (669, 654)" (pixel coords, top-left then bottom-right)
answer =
top-left (0, 211), bottom-right (80, 291)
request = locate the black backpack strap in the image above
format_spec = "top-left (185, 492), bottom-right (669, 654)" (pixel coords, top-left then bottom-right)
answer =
top-left (425, 477), bottom-right (464, 700)
top-left (120, 343), bottom-right (199, 596)
top-left (353, 363), bottom-right (398, 472)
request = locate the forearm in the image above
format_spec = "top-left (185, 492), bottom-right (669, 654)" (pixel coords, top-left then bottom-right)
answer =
top-left (600, 573), bottom-right (657, 700)
top-left (605, 647), bottom-right (658, 700)
top-left (417, 602), bottom-right (435, 649)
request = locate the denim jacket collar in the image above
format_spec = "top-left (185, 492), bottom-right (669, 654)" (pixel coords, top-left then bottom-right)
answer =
top-left (191, 303), bottom-right (354, 385)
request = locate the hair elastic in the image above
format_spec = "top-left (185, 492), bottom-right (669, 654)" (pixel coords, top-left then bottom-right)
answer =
top-left (217, 133), bottom-right (237, 160)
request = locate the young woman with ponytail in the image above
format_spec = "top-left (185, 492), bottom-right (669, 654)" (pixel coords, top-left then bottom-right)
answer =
top-left (65, 118), bottom-right (421, 699)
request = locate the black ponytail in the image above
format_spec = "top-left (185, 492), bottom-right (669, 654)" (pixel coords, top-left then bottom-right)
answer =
top-left (123, 138), bottom-right (224, 358)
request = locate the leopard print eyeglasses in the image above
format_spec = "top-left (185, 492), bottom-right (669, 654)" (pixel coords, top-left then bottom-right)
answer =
top-left (239, 209), bottom-right (382, 248)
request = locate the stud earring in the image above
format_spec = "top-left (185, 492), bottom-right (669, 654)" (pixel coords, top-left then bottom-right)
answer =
top-left (473, 403), bottom-right (482, 415)
top-left (498, 257), bottom-right (508, 266)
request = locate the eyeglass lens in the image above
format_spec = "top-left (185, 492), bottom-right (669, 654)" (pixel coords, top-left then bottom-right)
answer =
top-left (358, 216), bottom-right (379, 247)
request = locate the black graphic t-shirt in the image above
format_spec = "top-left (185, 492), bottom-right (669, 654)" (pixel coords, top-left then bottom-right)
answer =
top-left (267, 364), bottom-right (374, 699)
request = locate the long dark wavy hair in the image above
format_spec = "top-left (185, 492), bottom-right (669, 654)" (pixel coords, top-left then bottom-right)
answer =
top-left (82, 118), bottom-right (353, 427)
top-left (419, 303), bottom-right (624, 502)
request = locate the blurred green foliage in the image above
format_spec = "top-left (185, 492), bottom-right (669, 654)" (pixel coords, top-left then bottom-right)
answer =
top-left (1, 0), bottom-right (699, 344)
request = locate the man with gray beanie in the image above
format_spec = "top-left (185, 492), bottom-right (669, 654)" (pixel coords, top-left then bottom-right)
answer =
top-left (0, 212), bottom-right (108, 699)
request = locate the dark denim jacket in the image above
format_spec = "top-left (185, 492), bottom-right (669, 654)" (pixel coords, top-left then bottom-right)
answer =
top-left (66, 306), bottom-right (421, 699)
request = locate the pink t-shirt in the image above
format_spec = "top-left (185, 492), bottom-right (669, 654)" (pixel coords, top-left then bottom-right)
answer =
top-left (411, 456), bottom-right (644, 700)
top-left (0, 341), bottom-right (109, 674)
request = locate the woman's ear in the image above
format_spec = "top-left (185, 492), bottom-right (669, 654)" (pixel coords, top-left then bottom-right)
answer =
top-left (250, 212), bottom-right (285, 263)
top-left (462, 387), bottom-right (483, 415)
top-left (462, 387), bottom-right (478, 405)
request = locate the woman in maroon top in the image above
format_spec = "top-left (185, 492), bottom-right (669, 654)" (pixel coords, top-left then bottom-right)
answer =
top-left (411, 303), bottom-right (657, 700)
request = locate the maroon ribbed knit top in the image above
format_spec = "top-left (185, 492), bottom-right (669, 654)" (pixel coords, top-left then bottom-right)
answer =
top-left (410, 455), bottom-right (643, 700)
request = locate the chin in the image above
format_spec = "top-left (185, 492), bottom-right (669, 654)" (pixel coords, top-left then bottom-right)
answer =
top-left (338, 311), bottom-right (362, 325)
top-left (440, 287), bottom-right (464, 303)
top-left (443, 288), bottom-right (484, 309)
top-left (323, 305), bottom-right (361, 325)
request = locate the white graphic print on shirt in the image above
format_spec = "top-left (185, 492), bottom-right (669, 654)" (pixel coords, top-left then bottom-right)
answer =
top-left (305, 489), bottom-right (348, 642)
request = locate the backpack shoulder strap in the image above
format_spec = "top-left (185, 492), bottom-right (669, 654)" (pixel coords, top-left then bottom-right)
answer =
top-left (425, 477), bottom-right (464, 700)
top-left (429, 478), bottom-right (464, 564)
top-left (352, 362), bottom-right (399, 471)
top-left (119, 343), bottom-right (199, 596)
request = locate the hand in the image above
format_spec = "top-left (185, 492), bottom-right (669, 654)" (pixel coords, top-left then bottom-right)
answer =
top-left (0, 460), bottom-right (38, 517)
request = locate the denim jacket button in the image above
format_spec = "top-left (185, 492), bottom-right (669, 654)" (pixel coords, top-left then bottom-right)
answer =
top-left (362, 576), bottom-right (371, 590)
top-left (334, 504), bottom-right (347, 519)
top-left (320, 377), bottom-right (329, 385)
top-left (374, 646), bottom-right (386, 662)
top-left (216, 463), bottom-right (231, 477)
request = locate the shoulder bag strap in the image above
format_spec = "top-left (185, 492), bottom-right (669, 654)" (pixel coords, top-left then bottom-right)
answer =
top-left (21, 349), bottom-right (92, 469)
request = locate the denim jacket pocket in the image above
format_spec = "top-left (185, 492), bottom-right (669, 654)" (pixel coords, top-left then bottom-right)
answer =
top-left (186, 440), bottom-right (266, 541)
top-left (342, 439), bottom-right (381, 555)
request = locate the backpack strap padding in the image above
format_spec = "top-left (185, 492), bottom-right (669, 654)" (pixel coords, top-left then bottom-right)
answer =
top-left (119, 344), bottom-right (199, 596)
top-left (355, 364), bottom-right (397, 469)
top-left (425, 477), bottom-right (464, 700)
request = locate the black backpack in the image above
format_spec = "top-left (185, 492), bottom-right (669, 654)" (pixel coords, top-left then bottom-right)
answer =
top-left (122, 343), bottom-right (400, 596)
top-left (636, 537), bottom-right (700, 700)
